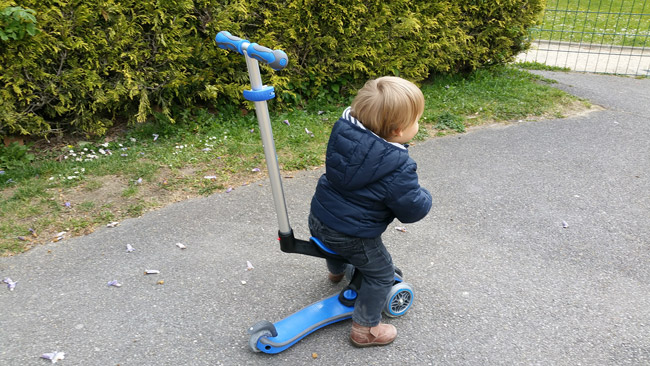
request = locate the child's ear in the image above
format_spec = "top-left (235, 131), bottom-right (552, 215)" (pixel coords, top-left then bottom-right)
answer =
top-left (391, 128), bottom-right (403, 137)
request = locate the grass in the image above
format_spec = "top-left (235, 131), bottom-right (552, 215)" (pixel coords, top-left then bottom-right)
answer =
top-left (532, 0), bottom-right (650, 47)
top-left (0, 65), bottom-right (588, 256)
top-left (421, 66), bottom-right (580, 128)
top-left (516, 61), bottom-right (572, 72)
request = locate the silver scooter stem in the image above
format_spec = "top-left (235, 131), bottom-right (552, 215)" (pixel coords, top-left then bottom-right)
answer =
top-left (243, 49), bottom-right (291, 235)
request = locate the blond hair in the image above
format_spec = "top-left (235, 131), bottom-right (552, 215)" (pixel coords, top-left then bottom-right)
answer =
top-left (350, 76), bottom-right (424, 139)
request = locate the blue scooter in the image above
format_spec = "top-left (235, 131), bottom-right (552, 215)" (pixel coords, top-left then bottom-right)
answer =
top-left (215, 31), bottom-right (415, 354)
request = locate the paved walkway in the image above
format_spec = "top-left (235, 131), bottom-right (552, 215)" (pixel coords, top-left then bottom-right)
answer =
top-left (517, 40), bottom-right (650, 77)
top-left (1, 71), bottom-right (649, 365)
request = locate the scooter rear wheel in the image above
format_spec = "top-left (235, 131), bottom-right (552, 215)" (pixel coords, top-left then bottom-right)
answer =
top-left (248, 330), bottom-right (273, 352)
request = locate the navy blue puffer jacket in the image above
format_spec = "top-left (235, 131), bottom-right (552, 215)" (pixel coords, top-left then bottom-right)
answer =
top-left (310, 110), bottom-right (432, 238)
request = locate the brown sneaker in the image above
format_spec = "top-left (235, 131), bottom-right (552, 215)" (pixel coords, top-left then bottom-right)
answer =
top-left (328, 272), bottom-right (345, 283)
top-left (350, 321), bottom-right (397, 347)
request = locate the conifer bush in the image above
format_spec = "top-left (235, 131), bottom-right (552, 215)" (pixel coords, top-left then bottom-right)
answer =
top-left (0, 0), bottom-right (544, 138)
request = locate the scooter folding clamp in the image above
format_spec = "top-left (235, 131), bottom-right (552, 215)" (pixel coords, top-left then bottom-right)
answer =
top-left (243, 85), bottom-right (275, 101)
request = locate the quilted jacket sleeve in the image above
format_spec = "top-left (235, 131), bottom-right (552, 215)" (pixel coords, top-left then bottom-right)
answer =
top-left (384, 161), bottom-right (432, 223)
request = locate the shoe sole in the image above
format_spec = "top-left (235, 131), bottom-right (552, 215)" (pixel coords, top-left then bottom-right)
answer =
top-left (349, 338), bottom-right (395, 348)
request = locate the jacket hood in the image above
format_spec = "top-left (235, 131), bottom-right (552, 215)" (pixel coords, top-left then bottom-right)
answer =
top-left (325, 111), bottom-right (409, 190)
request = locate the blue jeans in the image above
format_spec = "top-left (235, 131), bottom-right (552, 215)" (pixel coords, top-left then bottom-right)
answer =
top-left (308, 213), bottom-right (395, 327)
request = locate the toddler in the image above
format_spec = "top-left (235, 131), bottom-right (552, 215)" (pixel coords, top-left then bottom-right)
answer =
top-left (309, 76), bottom-right (432, 347)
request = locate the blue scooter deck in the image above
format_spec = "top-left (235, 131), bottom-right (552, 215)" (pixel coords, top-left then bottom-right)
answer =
top-left (254, 293), bottom-right (354, 353)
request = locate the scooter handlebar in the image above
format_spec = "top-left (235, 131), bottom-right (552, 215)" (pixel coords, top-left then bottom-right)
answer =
top-left (215, 31), bottom-right (288, 71)
top-left (215, 31), bottom-right (248, 54)
top-left (247, 43), bottom-right (288, 71)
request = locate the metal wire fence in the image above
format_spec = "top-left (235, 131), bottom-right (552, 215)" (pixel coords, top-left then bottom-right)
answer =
top-left (518, 0), bottom-right (650, 77)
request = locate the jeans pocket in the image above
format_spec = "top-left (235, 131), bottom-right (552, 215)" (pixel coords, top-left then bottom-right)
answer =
top-left (360, 237), bottom-right (393, 270)
top-left (334, 237), bottom-right (370, 267)
top-left (309, 214), bottom-right (370, 266)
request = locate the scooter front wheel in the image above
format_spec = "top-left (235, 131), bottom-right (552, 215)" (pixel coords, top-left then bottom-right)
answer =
top-left (383, 282), bottom-right (414, 317)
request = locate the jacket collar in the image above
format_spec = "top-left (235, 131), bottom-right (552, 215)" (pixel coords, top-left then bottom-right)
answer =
top-left (342, 107), bottom-right (406, 150)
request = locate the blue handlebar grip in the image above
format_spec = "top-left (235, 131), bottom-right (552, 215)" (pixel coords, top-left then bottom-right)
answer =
top-left (215, 31), bottom-right (249, 55)
top-left (246, 43), bottom-right (289, 71)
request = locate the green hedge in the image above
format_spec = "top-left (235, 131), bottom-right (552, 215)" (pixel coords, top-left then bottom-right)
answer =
top-left (0, 0), bottom-right (544, 138)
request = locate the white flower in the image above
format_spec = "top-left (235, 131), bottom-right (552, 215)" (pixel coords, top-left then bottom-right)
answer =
top-left (40, 351), bottom-right (65, 363)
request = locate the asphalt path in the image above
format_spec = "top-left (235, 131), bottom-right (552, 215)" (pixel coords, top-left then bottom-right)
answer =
top-left (1, 71), bottom-right (649, 365)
